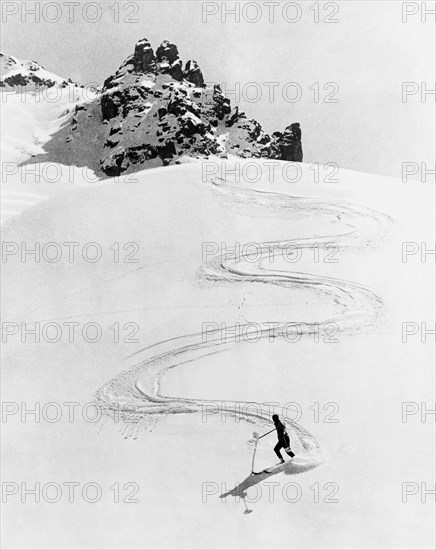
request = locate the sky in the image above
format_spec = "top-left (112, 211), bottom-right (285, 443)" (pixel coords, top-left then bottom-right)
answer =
top-left (1, 0), bottom-right (435, 179)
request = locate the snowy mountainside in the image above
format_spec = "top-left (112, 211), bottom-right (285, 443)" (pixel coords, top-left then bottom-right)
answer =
top-left (1, 160), bottom-right (434, 548)
top-left (0, 52), bottom-right (72, 89)
top-left (1, 39), bottom-right (303, 179)
top-left (0, 54), bottom-right (101, 222)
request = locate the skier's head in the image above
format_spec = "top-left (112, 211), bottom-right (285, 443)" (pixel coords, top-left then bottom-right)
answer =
top-left (272, 414), bottom-right (279, 424)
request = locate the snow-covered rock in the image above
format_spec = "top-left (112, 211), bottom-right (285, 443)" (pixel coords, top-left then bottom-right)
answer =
top-left (0, 52), bottom-right (70, 89)
top-left (98, 38), bottom-right (304, 176)
top-left (1, 39), bottom-right (303, 178)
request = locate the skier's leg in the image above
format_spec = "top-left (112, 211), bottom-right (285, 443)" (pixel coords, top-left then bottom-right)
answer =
top-left (274, 442), bottom-right (285, 462)
top-left (283, 435), bottom-right (295, 458)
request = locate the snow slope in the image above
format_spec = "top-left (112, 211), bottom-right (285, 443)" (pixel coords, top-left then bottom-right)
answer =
top-left (1, 160), bottom-right (434, 549)
top-left (0, 58), bottom-right (100, 223)
top-left (1, 42), bottom-right (303, 186)
top-left (0, 53), bottom-right (71, 90)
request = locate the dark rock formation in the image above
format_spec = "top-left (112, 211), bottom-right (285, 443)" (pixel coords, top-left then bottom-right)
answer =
top-left (0, 53), bottom-right (69, 89)
top-left (14, 37), bottom-right (302, 177)
top-left (132, 38), bottom-right (156, 73)
top-left (156, 40), bottom-right (179, 65)
top-left (271, 123), bottom-right (303, 162)
top-left (97, 38), bottom-right (304, 175)
top-left (183, 60), bottom-right (205, 87)
top-left (155, 41), bottom-right (183, 80)
top-left (281, 123), bottom-right (303, 162)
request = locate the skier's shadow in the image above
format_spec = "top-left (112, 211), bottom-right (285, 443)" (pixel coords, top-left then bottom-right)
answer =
top-left (220, 469), bottom-right (276, 500)
top-left (220, 456), bottom-right (323, 505)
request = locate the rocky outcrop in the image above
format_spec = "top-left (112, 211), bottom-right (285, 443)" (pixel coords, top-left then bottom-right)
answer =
top-left (156, 40), bottom-right (179, 65)
top-left (155, 41), bottom-right (184, 81)
top-left (0, 53), bottom-right (70, 89)
top-left (271, 123), bottom-right (303, 162)
top-left (132, 38), bottom-right (156, 73)
top-left (183, 60), bottom-right (205, 88)
top-left (95, 38), bottom-right (304, 176)
top-left (7, 39), bottom-right (303, 178)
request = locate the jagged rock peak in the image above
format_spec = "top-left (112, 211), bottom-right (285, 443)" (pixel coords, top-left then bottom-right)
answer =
top-left (282, 123), bottom-right (303, 162)
top-left (156, 40), bottom-right (179, 64)
top-left (154, 40), bottom-right (182, 80)
top-left (107, 39), bottom-right (206, 87)
top-left (183, 60), bottom-right (205, 88)
top-left (133, 38), bottom-right (156, 73)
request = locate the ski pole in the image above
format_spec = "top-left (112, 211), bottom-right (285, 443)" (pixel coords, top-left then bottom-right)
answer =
top-left (257, 428), bottom-right (275, 440)
top-left (250, 428), bottom-right (275, 473)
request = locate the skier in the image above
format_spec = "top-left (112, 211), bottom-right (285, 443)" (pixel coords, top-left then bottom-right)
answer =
top-left (272, 414), bottom-right (295, 463)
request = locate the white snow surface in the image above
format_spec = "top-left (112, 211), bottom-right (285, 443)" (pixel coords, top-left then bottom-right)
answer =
top-left (1, 157), bottom-right (434, 548)
top-left (1, 85), bottom-right (100, 223)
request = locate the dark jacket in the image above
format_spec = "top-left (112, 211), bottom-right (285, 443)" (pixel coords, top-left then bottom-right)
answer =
top-left (274, 420), bottom-right (289, 443)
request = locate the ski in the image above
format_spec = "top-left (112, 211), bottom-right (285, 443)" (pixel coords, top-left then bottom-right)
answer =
top-left (251, 460), bottom-right (290, 475)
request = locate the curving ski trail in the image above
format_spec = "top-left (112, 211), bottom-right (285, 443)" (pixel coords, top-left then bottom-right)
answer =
top-left (95, 174), bottom-right (393, 459)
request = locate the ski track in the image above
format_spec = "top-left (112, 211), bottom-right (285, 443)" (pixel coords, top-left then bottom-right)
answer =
top-left (95, 175), bottom-right (393, 463)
